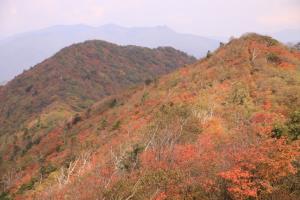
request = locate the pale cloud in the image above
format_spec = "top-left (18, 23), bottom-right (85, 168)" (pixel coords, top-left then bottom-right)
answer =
top-left (0, 0), bottom-right (299, 38)
top-left (258, 6), bottom-right (300, 29)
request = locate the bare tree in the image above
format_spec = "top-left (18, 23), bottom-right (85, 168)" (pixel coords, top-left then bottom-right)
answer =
top-left (1, 168), bottom-right (20, 192)
top-left (57, 151), bottom-right (93, 188)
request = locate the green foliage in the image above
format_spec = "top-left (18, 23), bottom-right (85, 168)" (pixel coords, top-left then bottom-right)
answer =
top-left (21, 142), bottom-right (33, 157)
top-left (158, 102), bottom-right (189, 120)
top-left (103, 169), bottom-right (186, 200)
top-left (140, 92), bottom-right (149, 105)
top-left (109, 99), bottom-right (118, 108)
top-left (55, 145), bottom-right (63, 152)
top-left (111, 120), bottom-right (121, 131)
top-left (287, 110), bottom-right (300, 140)
top-left (18, 177), bottom-right (37, 194)
top-left (119, 144), bottom-right (144, 171)
top-left (21, 137), bottom-right (41, 156)
top-left (216, 66), bottom-right (234, 83)
top-left (271, 123), bottom-right (287, 139)
top-left (72, 113), bottom-right (82, 125)
top-left (145, 102), bottom-right (201, 144)
top-left (102, 178), bottom-right (140, 200)
top-left (165, 75), bottom-right (181, 88)
top-left (264, 36), bottom-right (279, 46)
top-left (36, 117), bottom-right (42, 128)
top-left (10, 145), bottom-right (21, 160)
top-left (229, 82), bottom-right (250, 105)
top-left (40, 164), bottom-right (57, 177)
top-left (63, 154), bottom-right (76, 168)
top-left (98, 118), bottom-right (108, 130)
top-left (33, 137), bottom-right (41, 145)
top-left (271, 110), bottom-right (300, 140)
top-left (267, 52), bottom-right (281, 63)
top-left (0, 192), bottom-right (12, 200)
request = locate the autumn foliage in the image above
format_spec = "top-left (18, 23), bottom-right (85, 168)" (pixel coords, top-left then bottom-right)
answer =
top-left (1, 34), bottom-right (300, 200)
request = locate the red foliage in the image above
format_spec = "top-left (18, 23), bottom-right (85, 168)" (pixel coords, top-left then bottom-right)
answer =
top-left (217, 137), bottom-right (297, 199)
top-left (250, 112), bottom-right (284, 136)
top-left (139, 125), bottom-right (297, 199)
top-left (140, 150), bottom-right (170, 170)
top-left (154, 192), bottom-right (167, 200)
top-left (174, 144), bottom-right (197, 166)
top-left (179, 68), bottom-right (189, 76)
top-left (263, 100), bottom-right (272, 110)
top-left (279, 62), bottom-right (296, 70)
top-left (219, 167), bottom-right (258, 199)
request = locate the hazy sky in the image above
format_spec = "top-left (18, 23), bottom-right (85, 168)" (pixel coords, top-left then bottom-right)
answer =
top-left (1, 0), bottom-right (300, 38)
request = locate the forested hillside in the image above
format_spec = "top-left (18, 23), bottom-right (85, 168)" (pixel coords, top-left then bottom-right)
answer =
top-left (1, 34), bottom-right (300, 200)
top-left (0, 40), bottom-right (195, 136)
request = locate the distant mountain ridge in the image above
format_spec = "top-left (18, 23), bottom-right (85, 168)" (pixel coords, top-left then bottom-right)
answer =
top-left (0, 24), bottom-right (218, 82)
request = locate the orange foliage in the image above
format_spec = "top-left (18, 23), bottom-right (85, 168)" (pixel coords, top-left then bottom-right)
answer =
top-left (174, 144), bottom-right (197, 166)
top-left (179, 67), bottom-right (189, 76)
top-left (279, 62), bottom-right (296, 70)
top-left (140, 150), bottom-right (170, 170)
top-left (202, 118), bottom-right (225, 136)
top-left (251, 112), bottom-right (284, 136)
top-left (173, 92), bottom-right (196, 104)
top-left (219, 167), bottom-right (257, 199)
top-left (263, 100), bottom-right (272, 110)
top-left (154, 192), bottom-right (167, 200)
top-left (218, 138), bottom-right (297, 199)
top-left (139, 125), bottom-right (297, 199)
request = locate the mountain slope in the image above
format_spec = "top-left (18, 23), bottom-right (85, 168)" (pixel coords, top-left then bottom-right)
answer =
top-left (1, 34), bottom-right (300, 200)
top-left (0, 24), bottom-right (219, 82)
top-left (0, 40), bottom-right (196, 136)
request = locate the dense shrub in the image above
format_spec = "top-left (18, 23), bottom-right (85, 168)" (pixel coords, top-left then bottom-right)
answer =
top-left (287, 110), bottom-right (300, 140)
top-left (72, 114), bottom-right (82, 125)
top-left (118, 144), bottom-right (144, 171)
top-left (271, 110), bottom-right (300, 140)
top-left (0, 192), bottom-right (12, 200)
top-left (144, 79), bottom-right (152, 85)
top-left (40, 164), bottom-right (57, 177)
top-left (109, 99), bottom-right (118, 108)
top-left (17, 178), bottom-right (37, 194)
top-left (229, 82), bottom-right (250, 105)
top-left (267, 52), bottom-right (281, 63)
top-left (111, 120), bottom-right (121, 131)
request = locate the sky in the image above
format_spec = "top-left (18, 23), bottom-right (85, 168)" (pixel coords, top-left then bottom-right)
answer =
top-left (0, 0), bottom-right (300, 38)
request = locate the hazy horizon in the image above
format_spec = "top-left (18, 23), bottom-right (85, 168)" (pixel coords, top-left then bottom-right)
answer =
top-left (1, 0), bottom-right (300, 83)
top-left (1, 0), bottom-right (300, 39)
